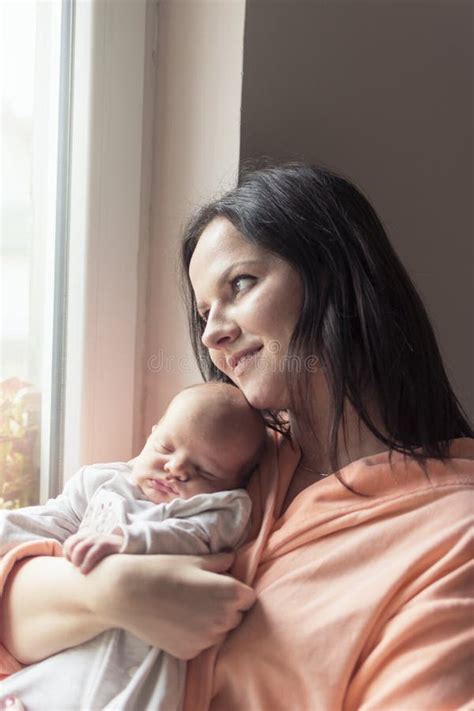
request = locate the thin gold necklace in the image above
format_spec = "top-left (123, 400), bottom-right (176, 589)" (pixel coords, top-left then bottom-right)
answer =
top-left (298, 461), bottom-right (331, 478)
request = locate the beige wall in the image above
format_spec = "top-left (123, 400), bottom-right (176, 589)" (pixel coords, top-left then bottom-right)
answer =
top-left (240, 0), bottom-right (473, 421)
top-left (141, 0), bottom-right (472, 451)
top-left (141, 0), bottom-right (246, 445)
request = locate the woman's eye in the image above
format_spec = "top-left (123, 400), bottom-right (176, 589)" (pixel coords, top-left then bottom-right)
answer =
top-left (232, 274), bottom-right (255, 292)
top-left (197, 275), bottom-right (255, 323)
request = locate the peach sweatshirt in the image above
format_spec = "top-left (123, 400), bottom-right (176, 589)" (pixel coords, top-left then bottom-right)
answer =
top-left (1, 438), bottom-right (473, 710)
top-left (184, 436), bottom-right (473, 711)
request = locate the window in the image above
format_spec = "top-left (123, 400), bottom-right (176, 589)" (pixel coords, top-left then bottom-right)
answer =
top-left (0, 0), bottom-right (71, 507)
top-left (2, 0), bottom-right (155, 504)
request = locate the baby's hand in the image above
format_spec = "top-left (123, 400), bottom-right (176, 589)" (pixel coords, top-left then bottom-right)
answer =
top-left (63, 530), bottom-right (124, 574)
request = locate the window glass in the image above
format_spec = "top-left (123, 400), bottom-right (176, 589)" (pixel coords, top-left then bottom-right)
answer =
top-left (0, 1), bottom-right (63, 508)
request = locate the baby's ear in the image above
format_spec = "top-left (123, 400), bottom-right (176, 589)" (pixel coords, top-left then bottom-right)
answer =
top-left (151, 424), bottom-right (157, 432)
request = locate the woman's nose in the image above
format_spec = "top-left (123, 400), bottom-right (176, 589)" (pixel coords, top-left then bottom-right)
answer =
top-left (201, 309), bottom-right (240, 350)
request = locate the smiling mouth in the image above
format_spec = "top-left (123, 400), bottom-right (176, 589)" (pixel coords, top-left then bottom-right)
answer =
top-left (229, 347), bottom-right (263, 376)
top-left (148, 478), bottom-right (177, 495)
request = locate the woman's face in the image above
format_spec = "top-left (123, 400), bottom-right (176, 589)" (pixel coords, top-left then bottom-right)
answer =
top-left (189, 217), bottom-right (303, 410)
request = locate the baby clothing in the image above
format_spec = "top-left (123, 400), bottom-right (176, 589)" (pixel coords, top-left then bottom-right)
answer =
top-left (0, 462), bottom-right (252, 710)
top-left (4, 440), bottom-right (472, 711)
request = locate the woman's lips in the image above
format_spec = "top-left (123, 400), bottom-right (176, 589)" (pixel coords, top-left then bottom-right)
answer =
top-left (147, 478), bottom-right (176, 495)
top-left (231, 346), bottom-right (263, 377)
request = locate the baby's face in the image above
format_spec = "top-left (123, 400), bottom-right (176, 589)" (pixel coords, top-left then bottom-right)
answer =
top-left (132, 389), bottom-right (256, 504)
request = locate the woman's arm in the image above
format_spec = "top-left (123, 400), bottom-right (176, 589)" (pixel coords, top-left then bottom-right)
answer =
top-left (96, 551), bottom-right (256, 659)
top-left (0, 551), bottom-right (255, 664)
top-left (1, 555), bottom-right (110, 664)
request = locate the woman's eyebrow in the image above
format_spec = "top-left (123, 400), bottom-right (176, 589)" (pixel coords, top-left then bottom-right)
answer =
top-left (196, 259), bottom-right (262, 310)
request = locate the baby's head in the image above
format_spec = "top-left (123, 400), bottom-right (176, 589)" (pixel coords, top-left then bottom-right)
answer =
top-left (132, 382), bottom-right (266, 504)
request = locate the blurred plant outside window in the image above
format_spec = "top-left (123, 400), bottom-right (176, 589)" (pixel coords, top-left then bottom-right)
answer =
top-left (0, 1), bottom-right (65, 509)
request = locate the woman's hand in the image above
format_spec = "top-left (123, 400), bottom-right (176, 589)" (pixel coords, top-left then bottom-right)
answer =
top-left (94, 551), bottom-right (256, 660)
top-left (1, 551), bottom-right (255, 664)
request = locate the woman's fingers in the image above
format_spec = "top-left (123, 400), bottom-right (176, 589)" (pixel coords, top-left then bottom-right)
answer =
top-left (194, 552), bottom-right (256, 610)
top-left (195, 551), bottom-right (235, 573)
top-left (187, 553), bottom-right (257, 618)
top-left (89, 553), bottom-right (257, 659)
top-left (234, 580), bottom-right (257, 611)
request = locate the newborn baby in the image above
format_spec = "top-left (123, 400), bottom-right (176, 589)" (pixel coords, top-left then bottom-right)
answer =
top-left (0, 382), bottom-right (265, 711)
top-left (62, 382), bottom-right (265, 574)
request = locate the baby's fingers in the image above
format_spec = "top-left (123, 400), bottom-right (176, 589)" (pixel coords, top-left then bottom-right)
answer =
top-left (68, 537), bottom-right (96, 569)
top-left (63, 531), bottom-right (90, 561)
top-left (79, 541), bottom-right (118, 575)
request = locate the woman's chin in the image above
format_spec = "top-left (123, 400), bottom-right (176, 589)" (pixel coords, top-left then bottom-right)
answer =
top-left (239, 382), bottom-right (289, 412)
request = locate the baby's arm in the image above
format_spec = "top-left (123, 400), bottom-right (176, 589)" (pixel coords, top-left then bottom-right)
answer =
top-left (0, 467), bottom-right (94, 556)
top-left (63, 491), bottom-right (252, 573)
top-left (117, 491), bottom-right (252, 556)
top-left (63, 514), bottom-right (218, 574)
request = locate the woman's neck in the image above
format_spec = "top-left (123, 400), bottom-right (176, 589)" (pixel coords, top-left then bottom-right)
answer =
top-left (287, 386), bottom-right (389, 480)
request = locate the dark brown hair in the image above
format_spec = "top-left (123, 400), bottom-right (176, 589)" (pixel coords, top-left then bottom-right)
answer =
top-left (181, 162), bottom-right (472, 476)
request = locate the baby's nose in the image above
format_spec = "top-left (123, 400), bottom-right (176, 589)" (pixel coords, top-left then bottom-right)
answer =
top-left (164, 458), bottom-right (190, 480)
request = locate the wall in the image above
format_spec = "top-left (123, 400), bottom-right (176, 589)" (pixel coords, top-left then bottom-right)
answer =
top-left (142, 0), bottom-right (246, 444)
top-left (64, 0), bottom-right (149, 481)
top-left (240, 0), bottom-right (473, 420)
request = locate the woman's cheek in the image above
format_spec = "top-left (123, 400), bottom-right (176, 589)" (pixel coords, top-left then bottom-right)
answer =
top-left (209, 349), bottom-right (230, 377)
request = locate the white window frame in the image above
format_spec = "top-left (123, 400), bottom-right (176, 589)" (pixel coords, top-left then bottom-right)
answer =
top-left (62, 0), bottom-right (246, 489)
top-left (63, 0), bottom-right (151, 485)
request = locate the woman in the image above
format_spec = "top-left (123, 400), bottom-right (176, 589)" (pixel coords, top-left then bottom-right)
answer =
top-left (1, 163), bottom-right (472, 710)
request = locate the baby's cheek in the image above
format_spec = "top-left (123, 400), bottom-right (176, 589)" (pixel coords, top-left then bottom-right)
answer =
top-left (131, 463), bottom-right (150, 488)
top-left (186, 481), bottom-right (200, 496)
top-left (135, 455), bottom-right (158, 476)
top-left (130, 463), bottom-right (143, 481)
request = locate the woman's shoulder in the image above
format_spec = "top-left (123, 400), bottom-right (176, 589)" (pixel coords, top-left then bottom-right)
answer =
top-left (334, 440), bottom-right (473, 547)
top-left (339, 438), bottom-right (473, 497)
